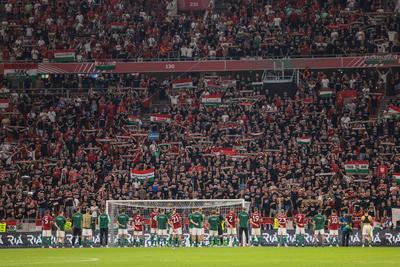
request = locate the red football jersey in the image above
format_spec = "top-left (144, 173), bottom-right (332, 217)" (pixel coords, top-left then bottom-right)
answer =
top-left (226, 212), bottom-right (237, 227)
top-left (294, 213), bottom-right (306, 228)
top-left (169, 213), bottom-right (182, 229)
top-left (150, 211), bottom-right (158, 228)
top-left (133, 215), bottom-right (144, 231)
top-left (329, 215), bottom-right (340, 230)
top-left (277, 214), bottom-right (288, 228)
top-left (42, 215), bottom-right (53, 230)
top-left (251, 212), bottom-right (261, 228)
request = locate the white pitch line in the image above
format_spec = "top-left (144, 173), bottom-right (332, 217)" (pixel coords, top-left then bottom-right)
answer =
top-left (2, 258), bottom-right (99, 266)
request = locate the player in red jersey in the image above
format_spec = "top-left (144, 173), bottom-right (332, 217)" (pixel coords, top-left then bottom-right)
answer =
top-left (42, 210), bottom-right (53, 248)
top-left (294, 209), bottom-right (306, 247)
top-left (150, 207), bottom-right (159, 246)
top-left (168, 208), bottom-right (182, 247)
top-left (328, 210), bottom-right (340, 247)
top-left (225, 208), bottom-right (238, 246)
top-left (250, 207), bottom-right (262, 245)
top-left (277, 210), bottom-right (288, 247)
top-left (132, 210), bottom-right (144, 247)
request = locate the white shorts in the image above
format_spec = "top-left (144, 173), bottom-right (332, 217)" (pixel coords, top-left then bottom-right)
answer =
top-left (315, 229), bottom-right (325, 235)
top-left (209, 230), bottom-right (219, 237)
top-left (192, 227), bottom-right (204, 236)
top-left (82, 229), bottom-right (92, 237)
top-left (158, 229), bottom-right (168, 236)
top-left (278, 228), bottom-right (287, 236)
top-left (118, 229), bottom-right (128, 235)
top-left (150, 228), bottom-right (157, 234)
top-left (134, 231), bottom-right (143, 236)
top-left (227, 227), bottom-right (237, 235)
top-left (56, 230), bottom-right (65, 238)
top-left (362, 225), bottom-right (373, 236)
top-left (42, 230), bottom-right (52, 237)
top-left (329, 230), bottom-right (339, 236)
top-left (295, 227), bottom-right (305, 235)
top-left (171, 227), bottom-right (182, 235)
top-left (251, 228), bottom-right (261, 236)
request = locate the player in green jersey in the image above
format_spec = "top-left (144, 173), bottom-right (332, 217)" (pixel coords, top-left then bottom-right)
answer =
top-left (208, 210), bottom-right (220, 246)
top-left (190, 208), bottom-right (204, 247)
top-left (54, 211), bottom-right (67, 248)
top-left (98, 209), bottom-right (110, 247)
top-left (156, 209), bottom-right (169, 246)
top-left (238, 208), bottom-right (249, 246)
top-left (117, 209), bottom-right (130, 247)
top-left (71, 209), bottom-right (83, 248)
top-left (313, 210), bottom-right (326, 246)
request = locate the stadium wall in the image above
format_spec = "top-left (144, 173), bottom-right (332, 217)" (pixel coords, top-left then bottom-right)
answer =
top-left (1, 230), bottom-right (400, 248)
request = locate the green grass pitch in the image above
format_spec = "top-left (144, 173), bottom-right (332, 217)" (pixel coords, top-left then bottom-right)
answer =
top-left (1, 247), bottom-right (399, 267)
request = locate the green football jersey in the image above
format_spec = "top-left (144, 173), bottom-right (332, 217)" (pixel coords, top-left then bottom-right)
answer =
top-left (238, 212), bottom-right (249, 228)
top-left (313, 214), bottom-right (326, 230)
top-left (98, 213), bottom-right (110, 229)
top-left (208, 215), bottom-right (220, 231)
top-left (72, 212), bottom-right (83, 229)
top-left (191, 212), bottom-right (204, 228)
top-left (117, 214), bottom-right (129, 229)
top-left (157, 214), bottom-right (168, 230)
top-left (55, 215), bottom-right (67, 231)
top-left (188, 214), bottom-right (194, 228)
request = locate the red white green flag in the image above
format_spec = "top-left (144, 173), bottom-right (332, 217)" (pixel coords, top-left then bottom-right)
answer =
top-left (0, 99), bottom-right (9, 109)
top-left (202, 93), bottom-right (222, 105)
top-left (388, 105), bottom-right (400, 115)
top-left (172, 78), bottom-right (193, 89)
top-left (344, 161), bottom-right (369, 175)
top-left (130, 168), bottom-right (155, 180)
top-left (296, 136), bottom-right (311, 145)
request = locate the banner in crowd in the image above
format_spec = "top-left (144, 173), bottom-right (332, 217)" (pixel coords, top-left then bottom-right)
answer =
top-left (201, 93), bottom-right (222, 105)
top-left (95, 61), bottom-right (116, 71)
top-left (296, 136), bottom-right (311, 145)
top-left (172, 78), bottom-right (193, 89)
top-left (394, 173), bottom-right (400, 185)
top-left (2, 230), bottom-right (400, 248)
top-left (0, 99), bottom-right (9, 109)
top-left (387, 105), bottom-right (400, 115)
top-left (177, 0), bottom-right (210, 11)
top-left (130, 169), bottom-right (155, 180)
top-left (344, 161), bottom-right (369, 175)
top-left (319, 89), bottom-right (334, 98)
top-left (149, 114), bottom-right (172, 123)
top-left (53, 50), bottom-right (75, 62)
top-left (3, 63), bottom-right (38, 78)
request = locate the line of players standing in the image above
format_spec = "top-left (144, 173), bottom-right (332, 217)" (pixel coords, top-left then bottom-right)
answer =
top-left (40, 206), bottom-right (375, 248)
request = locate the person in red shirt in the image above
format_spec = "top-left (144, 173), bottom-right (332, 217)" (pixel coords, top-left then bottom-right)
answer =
top-left (132, 210), bottom-right (144, 247)
top-left (150, 207), bottom-right (159, 246)
top-left (328, 210), bottom-right (340, 247)
top-left (294, 209), bottom-right (306, 247)
top-left (250, 207), bottom-right (262, 245)
top-left (277, 210), bottom-right (288, 247)
top-left (225, 208), bottom-right (238, 246)
top-left (42, 210), bottom-right (53, 248)
top-left (168, 208), bottom-right (182, 247)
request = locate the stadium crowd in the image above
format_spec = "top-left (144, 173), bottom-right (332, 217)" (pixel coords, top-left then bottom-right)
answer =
top-left (0, 0), bottom-right (400, 61)
top-left (0, 67), bottom-right (399, 232)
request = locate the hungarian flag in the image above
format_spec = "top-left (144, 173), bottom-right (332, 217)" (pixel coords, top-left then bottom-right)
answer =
top-left (3, 63), bottom-right (38, 78)
top-left (130, 168), bottom-right (155, 180)
top-left (202, 93), bottom-right (222, 105)
top-left (53, 50), bottom-right (75, 62)
top-left (150, 114), bottom-right (172, 123)
top-left (127, 115), bottom-right (141, 125)
top-left (95, 61), bottom-right (116, 71)
top-left (319, 89), bottom-right (334, 98)
top-left (393, 173), bottom-right (400, 185)
top-left (172, 78), bottom-right (193, 89)
top-left (111, 22), bottom-right (127, 31)
top-left (296, 136), bottom-right (311, 145)
top-left (388, 105), bottom-right (400, 115)
top-left (0, 99), bottom-right (9, 109)
top-left (344, 161), bottom-right (369, 175)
